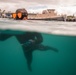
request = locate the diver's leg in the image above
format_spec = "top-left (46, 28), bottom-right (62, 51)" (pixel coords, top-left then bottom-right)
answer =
top-left (0, 33), bottom-right (12, 41)
top-left (22, 45), bottom-right (33, 71)
top-left (15, 35), bottom-right (33, 71)
top-left (36, 44), bottom-right (58, 52)
top-left (15, 35), bottom-right (36, 71)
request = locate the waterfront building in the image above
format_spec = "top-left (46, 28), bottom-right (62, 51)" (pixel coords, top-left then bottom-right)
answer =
top-left (28, 9), bottom-right (64, 21)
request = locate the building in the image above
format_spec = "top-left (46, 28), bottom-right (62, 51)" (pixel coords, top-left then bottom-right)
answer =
top-left (28, 9), bottom-right (57, 19)
top-left (42, 9), bottom-right (57, 16)
top-left (28, 9), bottom-right (64, 21)
top-left (28, 13), bottom-right (37, 19)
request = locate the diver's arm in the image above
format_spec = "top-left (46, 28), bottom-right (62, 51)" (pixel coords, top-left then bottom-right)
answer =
top-left (34, 32), bottom-right (43, 44)
top-left (21, 32), bottom-right (43, 47)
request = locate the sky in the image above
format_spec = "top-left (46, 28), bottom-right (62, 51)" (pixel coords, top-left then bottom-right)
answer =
top-left (0, 0), bottom-right (76, 15)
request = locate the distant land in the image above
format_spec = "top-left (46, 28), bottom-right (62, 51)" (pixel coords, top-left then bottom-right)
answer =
top-left (0, 8), bottom-right (76, 22)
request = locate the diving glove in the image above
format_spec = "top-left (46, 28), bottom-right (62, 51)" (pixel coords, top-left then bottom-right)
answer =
top-left (21, 39), bottom-right (35, 47)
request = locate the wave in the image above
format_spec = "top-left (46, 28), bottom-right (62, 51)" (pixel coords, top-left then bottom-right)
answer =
top-left (0, 18), bottom-right (76, 36)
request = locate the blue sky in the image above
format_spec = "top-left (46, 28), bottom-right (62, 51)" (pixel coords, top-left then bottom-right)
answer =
top-left (0, 0), bottom-right (76, 15)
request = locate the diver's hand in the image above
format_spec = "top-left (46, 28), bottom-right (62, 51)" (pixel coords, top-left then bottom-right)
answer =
top-left (21, 39), bottom-right (35, 47)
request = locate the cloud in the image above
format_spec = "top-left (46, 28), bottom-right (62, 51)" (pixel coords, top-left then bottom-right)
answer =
top-left (0, 0), bottom-right (76, 14)
top-left (0, 0), bottom-right (22, 3)
top-left (0, 0), bottom-right (76, 6)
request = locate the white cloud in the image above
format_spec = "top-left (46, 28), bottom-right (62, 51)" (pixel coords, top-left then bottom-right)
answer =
top-left (0, 0), bottom-right (76, 5)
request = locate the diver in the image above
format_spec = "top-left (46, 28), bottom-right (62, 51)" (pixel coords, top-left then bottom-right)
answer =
top-left (0, 8), bottom-right (58, 71)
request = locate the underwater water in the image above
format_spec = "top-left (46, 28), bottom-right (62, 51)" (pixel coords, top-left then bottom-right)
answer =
top-left (0, 19), bottom-right (76, 75)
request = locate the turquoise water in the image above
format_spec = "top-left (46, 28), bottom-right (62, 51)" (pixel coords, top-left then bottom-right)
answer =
top-left (0, 31), bottom-right (76, 75)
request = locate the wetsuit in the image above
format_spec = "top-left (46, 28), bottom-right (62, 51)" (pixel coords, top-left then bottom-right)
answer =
top-left (0, 32), bottom-right (43, 71)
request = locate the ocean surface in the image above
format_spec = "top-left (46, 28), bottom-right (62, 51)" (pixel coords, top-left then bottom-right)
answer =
top-left (0, 18), bottom-right (76, 75)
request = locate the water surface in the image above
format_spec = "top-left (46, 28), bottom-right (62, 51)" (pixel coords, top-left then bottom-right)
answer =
top-left (0, 19), bottom-right (76, 75)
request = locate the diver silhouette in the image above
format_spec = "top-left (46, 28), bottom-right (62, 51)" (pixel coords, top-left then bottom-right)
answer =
top-left (0, 32), bottom-right (58, 71)
top-left (0, 8), bottom-right (58, 71)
